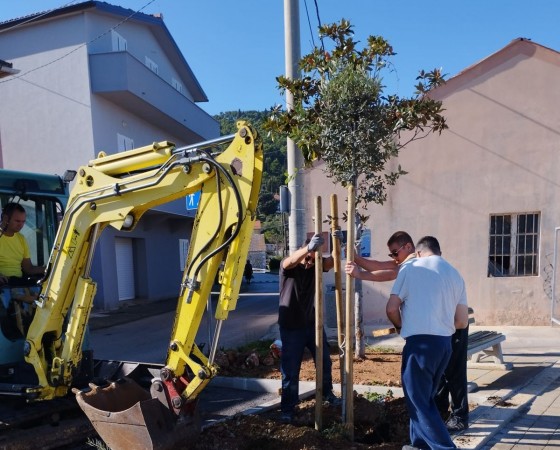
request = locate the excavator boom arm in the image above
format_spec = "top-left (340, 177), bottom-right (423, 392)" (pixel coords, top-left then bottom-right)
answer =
top-left (24, 122), bottom-right (262, 403)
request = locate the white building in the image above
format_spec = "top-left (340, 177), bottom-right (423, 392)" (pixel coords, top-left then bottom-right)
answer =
top-left (0, 1), bottom-right (219, 310)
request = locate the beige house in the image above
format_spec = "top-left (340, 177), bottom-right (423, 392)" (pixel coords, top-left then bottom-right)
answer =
top-left (305, 38), bottom-right (560, 326)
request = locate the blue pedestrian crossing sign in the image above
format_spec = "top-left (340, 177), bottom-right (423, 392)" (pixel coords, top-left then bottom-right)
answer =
top-left (360, 228), bottom-right (371, 257)
top-left (186, 191), bottom-right (201, 210)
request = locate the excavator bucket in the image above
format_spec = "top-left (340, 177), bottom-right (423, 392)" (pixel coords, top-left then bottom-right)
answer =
top-left (75, 378), bottom-right (200, 450)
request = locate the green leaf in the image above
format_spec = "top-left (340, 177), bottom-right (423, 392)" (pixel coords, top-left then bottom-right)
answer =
top-left (265, 19), bottom-right (447, 209)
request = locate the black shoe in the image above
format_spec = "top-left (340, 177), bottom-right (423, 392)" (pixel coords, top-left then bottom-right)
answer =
top-left (323, 392), bottom-right (342, 406)
top-left (446, 416), bottom-right (468, 433)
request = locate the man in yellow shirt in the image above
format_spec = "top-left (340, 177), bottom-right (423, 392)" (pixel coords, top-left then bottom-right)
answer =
top-left (0, 203), bottom-right (45, 285)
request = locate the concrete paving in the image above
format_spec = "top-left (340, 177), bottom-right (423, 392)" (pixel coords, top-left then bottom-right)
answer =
top-left (459, 328), bottom-right (560, 450)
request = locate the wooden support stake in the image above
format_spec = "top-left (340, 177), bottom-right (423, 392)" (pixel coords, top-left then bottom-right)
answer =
top-left (314, 196), bottom-right (323, 431)
top-left (330, 194), bottom-right (345, 384)
top-left (344, 186), bottom-right (355, 440)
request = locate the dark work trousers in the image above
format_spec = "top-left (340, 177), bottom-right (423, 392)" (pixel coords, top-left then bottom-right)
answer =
top-left (279, 326), bottom-right (333, 416)
top-left (402, 334), bottom-right (456, 450)
top-left (435, 327), bottom-right (469, 422)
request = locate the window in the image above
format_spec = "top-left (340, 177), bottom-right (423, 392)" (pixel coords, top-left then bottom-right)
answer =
top-left (171, 78), bottom-right (184, 94)
top-left (488, 213), bottom-right (539, 277)
top-left (111, 30), bottom-right (127, 51)
top-left (117, 134), bottom-right (134, 152)
top-left (145, 56), bottom-right (159, 74)
top-left (0, 196), bottom-right (63, 266)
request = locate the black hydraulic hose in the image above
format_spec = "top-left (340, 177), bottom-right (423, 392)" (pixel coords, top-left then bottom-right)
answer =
top-left (184, 160), bottom-right (224, 278)
top-left (189, 154), bottom-right (244, 283)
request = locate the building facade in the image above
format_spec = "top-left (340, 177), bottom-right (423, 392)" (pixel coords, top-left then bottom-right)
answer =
top-left (305, 38), bottom-right (560, 326)
top-left (0, 1), bottom-right (219, 310)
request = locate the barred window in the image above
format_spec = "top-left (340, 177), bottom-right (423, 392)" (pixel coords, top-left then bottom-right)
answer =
top-left (488, 213), bottom-right (539, 277)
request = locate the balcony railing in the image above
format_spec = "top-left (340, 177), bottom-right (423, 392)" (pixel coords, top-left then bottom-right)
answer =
top-left (89, 52), bottom-right (218, 141)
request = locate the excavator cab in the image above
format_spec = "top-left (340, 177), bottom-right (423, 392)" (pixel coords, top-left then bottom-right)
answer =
top-left (0, 170), bottom-right (83, 393)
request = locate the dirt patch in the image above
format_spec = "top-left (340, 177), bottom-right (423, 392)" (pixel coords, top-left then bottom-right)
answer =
top-left (192, 346), bottom-right (409, 449)
top-left (216, 345), bottom-right (403, 387)
top-left (193, 394), bottom-right (409, 450)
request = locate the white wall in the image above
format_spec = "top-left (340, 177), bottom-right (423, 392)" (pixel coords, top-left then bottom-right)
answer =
top-left (0, 14), bottom-right (95, 174)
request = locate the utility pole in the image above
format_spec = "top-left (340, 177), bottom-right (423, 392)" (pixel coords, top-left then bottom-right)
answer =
top-left (284, 0), bottom-right (305, 252)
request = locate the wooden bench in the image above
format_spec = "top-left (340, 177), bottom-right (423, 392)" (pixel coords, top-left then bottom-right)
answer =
top-left (370, 308), bottom-right (511, 370)
top-left (467, 308), bottom-right (511, 370)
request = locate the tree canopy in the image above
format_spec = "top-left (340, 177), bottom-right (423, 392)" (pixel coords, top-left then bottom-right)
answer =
top-left (264, 19), bottom-right (448, 207)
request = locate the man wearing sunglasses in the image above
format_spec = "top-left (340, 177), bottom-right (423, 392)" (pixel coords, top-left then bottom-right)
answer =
top-left (387, 236), bottom-right (468, 450)
top-left (344, 230), bottom-right (417, 282)
top-left (278, 232), bottom-right (341, 424)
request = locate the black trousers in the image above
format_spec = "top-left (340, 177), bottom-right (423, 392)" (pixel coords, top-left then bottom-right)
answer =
top-left (435, 326), bottom-right (469, 421)
top-left (8, 275), bottom-right (41, 287)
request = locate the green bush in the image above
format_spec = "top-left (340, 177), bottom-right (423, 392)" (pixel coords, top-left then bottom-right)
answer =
top-left (268, 257), bottom-right (282, 272)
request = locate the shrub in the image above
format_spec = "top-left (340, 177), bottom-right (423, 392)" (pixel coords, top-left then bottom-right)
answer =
top-left (268, 257), bottom-right (282, 272)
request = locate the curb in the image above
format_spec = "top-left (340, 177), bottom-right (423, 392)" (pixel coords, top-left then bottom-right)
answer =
top-left (209, 377), bottom-right (404, 431)
top-left (212, 377), bottom-right (404, 398)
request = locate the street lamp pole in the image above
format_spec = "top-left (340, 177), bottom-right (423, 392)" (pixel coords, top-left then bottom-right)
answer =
top-left (284, 0), bottom-right (305, 253)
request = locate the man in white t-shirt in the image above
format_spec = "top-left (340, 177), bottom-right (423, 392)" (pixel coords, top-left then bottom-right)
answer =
top-left (387, 236), bottom-right (468, 450)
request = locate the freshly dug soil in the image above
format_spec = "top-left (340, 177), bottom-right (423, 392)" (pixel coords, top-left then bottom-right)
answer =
top-left (216, 345), bottom-right (403, 387)
top-left (192, 346), bottom-right (410, 449)
top-left (193, 393), bottom-right (409, 450)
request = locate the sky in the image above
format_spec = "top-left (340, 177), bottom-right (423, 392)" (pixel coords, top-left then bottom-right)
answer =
top-left (2, 1), bottom-right (560, 116)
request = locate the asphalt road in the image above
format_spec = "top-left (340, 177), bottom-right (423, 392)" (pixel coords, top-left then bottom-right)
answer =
top-left (88, 273), bottom-right (282, 428)
top-left (90, 274), bottom-right (280, 363)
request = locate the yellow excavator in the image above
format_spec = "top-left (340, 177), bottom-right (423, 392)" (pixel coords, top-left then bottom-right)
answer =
top-left (10, 121), bottom-right (262, 449)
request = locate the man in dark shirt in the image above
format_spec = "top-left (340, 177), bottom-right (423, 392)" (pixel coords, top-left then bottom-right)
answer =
top-left (278, 233), bottom-right (338, 423)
